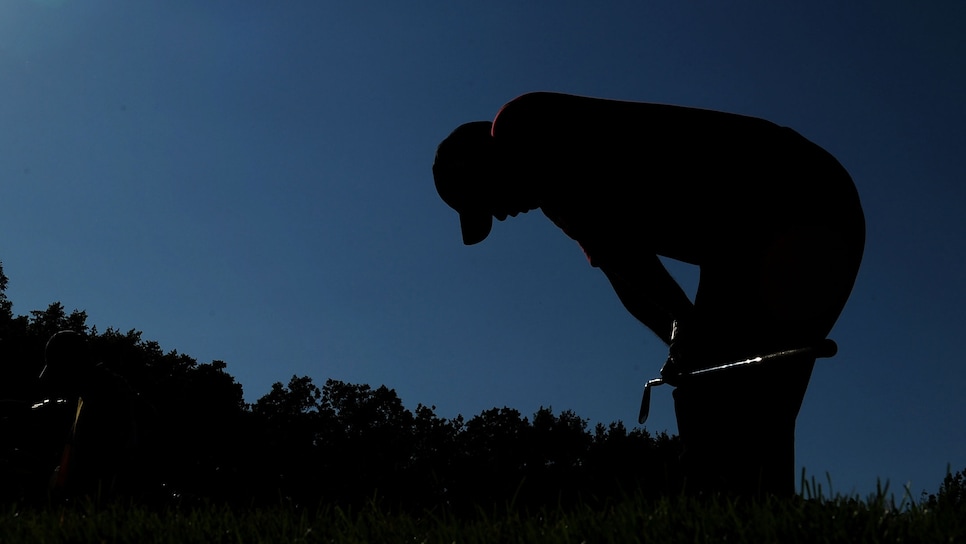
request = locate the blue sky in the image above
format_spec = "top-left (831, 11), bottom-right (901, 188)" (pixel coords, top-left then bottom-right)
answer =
top-left (2, 1), bottom-right (963, 497)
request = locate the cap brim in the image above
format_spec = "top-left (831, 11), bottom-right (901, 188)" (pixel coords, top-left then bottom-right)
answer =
top-left (459, 212), bottom-right (493, 245)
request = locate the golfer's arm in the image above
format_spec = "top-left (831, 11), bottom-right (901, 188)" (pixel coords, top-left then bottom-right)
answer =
top-left (599, 256), bottom-right (693, 345)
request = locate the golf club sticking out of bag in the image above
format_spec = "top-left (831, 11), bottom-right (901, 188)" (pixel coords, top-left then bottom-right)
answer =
top-left (637, 338), bottom-right (838, 424)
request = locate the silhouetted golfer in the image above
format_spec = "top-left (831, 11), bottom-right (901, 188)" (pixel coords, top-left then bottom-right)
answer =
top-left (433, 92), bottom-right (865, 497)
top-left (40, 331), bottom-right (142, 498)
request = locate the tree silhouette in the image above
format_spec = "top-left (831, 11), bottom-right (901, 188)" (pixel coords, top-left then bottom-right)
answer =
top-left (0, 263), bottom-right (690, 509)
top-left (247, 375), bottom-right (326, 503)
top-left (923, 467), bottom-right (966, 513)
top-left (0, 262), bottom-right (12, 322)
top-left (316, 380), bottom-right (418, 505)
top-left (254, 375), bottom-right (321, 419)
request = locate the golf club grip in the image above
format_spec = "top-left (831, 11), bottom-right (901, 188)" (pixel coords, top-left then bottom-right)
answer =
top-left (762, 338), bottom-right (838, 364)
top-left (814, 338), bottom-right (838, 359)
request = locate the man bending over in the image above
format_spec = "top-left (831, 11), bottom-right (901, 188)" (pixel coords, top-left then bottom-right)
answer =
top-left (432, 92), bottom-right (865, 497)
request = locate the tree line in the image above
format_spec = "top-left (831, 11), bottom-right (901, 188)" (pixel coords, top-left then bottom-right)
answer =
top-left (0, 263), bottom-right (683, 510)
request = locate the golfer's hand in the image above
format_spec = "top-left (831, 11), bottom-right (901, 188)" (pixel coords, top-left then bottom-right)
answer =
top-left (660, 320), bottom-right (688, 385)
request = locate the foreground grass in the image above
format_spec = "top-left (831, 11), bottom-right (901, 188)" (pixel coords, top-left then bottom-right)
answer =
top-left (1, 489), bottom-right (963, 544)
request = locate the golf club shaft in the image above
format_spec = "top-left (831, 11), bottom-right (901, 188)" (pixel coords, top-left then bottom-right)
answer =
top-left (685, 339), bottom-right (837, 380)
top-left (638, 339), bottom-right (837, 424)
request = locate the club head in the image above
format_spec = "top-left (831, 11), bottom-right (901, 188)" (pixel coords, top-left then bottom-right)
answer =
top-left (638, 384), bottom-right (651, 424)
top-left (638, 378), bottom-right (664, 424)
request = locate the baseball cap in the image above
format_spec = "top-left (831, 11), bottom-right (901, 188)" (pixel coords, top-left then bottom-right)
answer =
top-left (433, 121), bottom-right (495, 245)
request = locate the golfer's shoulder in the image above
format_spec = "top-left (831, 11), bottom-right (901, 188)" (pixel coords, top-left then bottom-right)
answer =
top-left (498, 91), bottom-right (571, 113)
top-left (494, 93), bottom-right (776, 134)
top-left (492, 92), bottom-right (572, 135)
top-left (494, 92), bottom-right (652, 122)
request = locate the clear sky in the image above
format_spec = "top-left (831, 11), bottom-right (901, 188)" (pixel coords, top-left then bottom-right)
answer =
top-left (2, 1), bottom-right (963, 498)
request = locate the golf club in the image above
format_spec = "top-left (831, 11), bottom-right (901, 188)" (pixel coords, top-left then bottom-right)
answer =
top-left (637, 339), bottom-right (838, 424)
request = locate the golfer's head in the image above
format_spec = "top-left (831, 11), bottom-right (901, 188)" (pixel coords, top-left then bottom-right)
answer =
top-left (433, 121), bottom-right (497, 245)
top-left (40, 330), bottom-right (93, 382)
